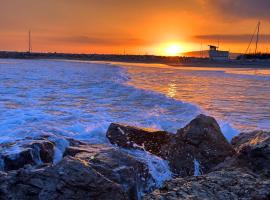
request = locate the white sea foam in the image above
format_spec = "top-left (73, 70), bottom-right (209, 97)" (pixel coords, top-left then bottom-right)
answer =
top-left (194, 158), bottom-right (202, 176)
top-left (220, 121), bottom-right (239, 142)
top-left (124, 149), bottom-right (172, 189)
top-left (48, 136), bottom-right (70, 164)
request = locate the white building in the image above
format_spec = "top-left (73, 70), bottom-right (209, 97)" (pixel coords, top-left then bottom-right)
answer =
top-left (208, 45), bottom-right (229, 61)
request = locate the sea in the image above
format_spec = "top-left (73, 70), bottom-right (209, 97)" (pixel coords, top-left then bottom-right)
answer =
top-left (0, 59), bottom-right (270, 187)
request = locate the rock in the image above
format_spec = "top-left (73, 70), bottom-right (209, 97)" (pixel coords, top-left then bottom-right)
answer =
top-left (166, 114), bottom-right (235, 176)
top-left (0, 141), bottom-right (155, 200)
top-left (230, 131), bottom-right (270, 177)
top-left (107, 114), bottom-right (235, 176)
top-left (143, 169), bottom-right (270, 200)
top-left (107, 123), bottom-right (172, 156)
top-left (0, 138), bottom-right (55, 171)
top-left (0, 156), bottom-right (127, 200)
top-left (66, 143), bottom-right (155, 198)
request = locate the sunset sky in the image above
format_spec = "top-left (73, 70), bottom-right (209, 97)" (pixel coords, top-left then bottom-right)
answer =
top-left (1, 0), bottom-right (270, 55)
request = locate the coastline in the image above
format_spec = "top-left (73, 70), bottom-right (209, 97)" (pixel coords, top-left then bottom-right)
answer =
top-left (1, 51), bottom-right (270, 69)
top-left (0, 114), bottom-right (269, 199)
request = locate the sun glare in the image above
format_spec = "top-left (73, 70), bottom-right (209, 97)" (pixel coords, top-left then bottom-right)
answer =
top-left (164, 44), bottom-right (182, 56)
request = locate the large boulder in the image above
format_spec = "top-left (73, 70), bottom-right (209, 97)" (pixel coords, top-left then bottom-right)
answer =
top-left (165, 114), bottom-right (235, 176)
top-left (143, 169), bottom-right (270, 200)
top-left (229, 130), bottom-right (270, 177)
top-left (107, 123), bottom-right (172, 156)
top-left (0, 138), bottom-right (55, 171)
top-left (0, 139), bottom-right (156, 200)
top-left (0, 156), bottom-right (127, 200)
top-left (107, 114), bottom-right (235, 176)
top-left (66, 143), bottom-right (155, 198)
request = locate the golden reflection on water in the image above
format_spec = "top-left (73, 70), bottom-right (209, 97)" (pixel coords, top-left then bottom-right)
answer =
top-left (167, 83), bottom-right (177, 98)
top-left (122, 63), bottom-right (270, 131)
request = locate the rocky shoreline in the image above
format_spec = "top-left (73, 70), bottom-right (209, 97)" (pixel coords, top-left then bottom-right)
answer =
top-left (0, 114), bottom-right (269, 199)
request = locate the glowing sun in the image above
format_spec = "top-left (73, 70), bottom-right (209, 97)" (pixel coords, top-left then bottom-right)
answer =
top-left (164, 44), bottom-right (182, 56)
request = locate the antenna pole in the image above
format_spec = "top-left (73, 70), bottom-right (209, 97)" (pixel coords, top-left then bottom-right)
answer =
top-left (217, 35), bottom-right (220, 50)
top-left (200, 42), bottom-right (203, 58)
top-left (255, 21), bottom-right (260, 54)
top-left (28, 30), bottom-right (32, 53)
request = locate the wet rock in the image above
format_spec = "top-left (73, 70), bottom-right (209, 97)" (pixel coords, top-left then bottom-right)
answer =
top-left (230, 131), bottom-right (270, 177)
top-left (0, 138), bottom-right (55, 171)
top-left (107, 114), bottom-right (235, 176)
top-left (107, 123), bottom-right (171, 156)
top-left (0, 142), bottom-right (155, 200)
top-left (166, 114), bottom-right (235, 176)
top-left (0, 156), bottom-right (127, 200)
top-left (143, 169), bottom-right (270, 200)
top-left (67, 143), bottom-right (155, 197)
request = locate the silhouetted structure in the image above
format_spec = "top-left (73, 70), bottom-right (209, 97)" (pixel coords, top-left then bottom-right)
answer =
top-left (208, 45), bottom-right (229, 61)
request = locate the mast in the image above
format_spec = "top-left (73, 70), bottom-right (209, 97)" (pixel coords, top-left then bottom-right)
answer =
top-left (244, 21), bottom-right (260, 55)
top-left (254, 21), bottom-right (260, 54)
top-left (28, 30), bottom-right (32, 53)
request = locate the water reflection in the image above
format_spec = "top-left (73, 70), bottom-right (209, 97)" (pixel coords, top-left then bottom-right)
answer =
top-left (167, 83), bottom-right (176, 98)
top-left (123, 64), bottom-right (270, 132)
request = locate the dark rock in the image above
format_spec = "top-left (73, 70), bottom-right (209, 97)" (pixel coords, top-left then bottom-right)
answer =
top-left (66, 143), bottom-right (155, 198)
top-left (107, 123), bottom-right (172, 156)
top-left (0, 142), bottom-right (155, 200)
top-left (107, 114), bottom-right (235, 176)
top-left (0, 138), bottom-right (55, 171)
top-left (143, 169), bottom-right (270, 200)
top-left (166, 114), bottom-right (235, 176)
top-left (0, 156), bottom-right (127, 200)
top-left (229, 131), bottom-right (270, 177)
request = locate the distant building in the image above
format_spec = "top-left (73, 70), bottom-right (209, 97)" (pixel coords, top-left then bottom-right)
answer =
top-left (208, 45), bottom-right (229, 61)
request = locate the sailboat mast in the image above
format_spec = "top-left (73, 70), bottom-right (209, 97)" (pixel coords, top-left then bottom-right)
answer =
top-left (254, 21), bottom-right (260, 54)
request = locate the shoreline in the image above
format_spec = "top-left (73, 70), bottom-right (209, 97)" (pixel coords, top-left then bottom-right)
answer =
top-left (0, 114), bottom-right (269, 199)
top-left (1, 51), bottom-right (270, 69)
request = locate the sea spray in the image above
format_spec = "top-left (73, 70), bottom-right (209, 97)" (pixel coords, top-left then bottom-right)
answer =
top-left (194, 158), bottom-right (202, 176)
top-left (0, 156), bottom-right (4, 171)
top-left (31, 144), bottom-right (43, 165)
top-left (220, 122), bottom-right (239, 142)
top-left (124, 148), bottom-right (172, 189)
top-left (48, 136), bottom-right (70, 164)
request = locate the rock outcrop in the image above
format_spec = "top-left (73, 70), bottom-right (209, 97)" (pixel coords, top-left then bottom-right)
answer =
top-left (0, 138), bottom-right (155, 200)
top-left (217, 130), bottom-right (270, 177)
top-left (107, 123), bottom-right (172, 156)
top-left (1, 115), bottom-right (269, 200)
top-left (0, 156), bottom-right (127, 200)
top-left (107, 114), bottom-right (235, 176)
top-left (0, 138), bottom-right (55, 171)
top-left (166, 114), bottom-right (235, 176)
top-left (143, 169), bottom-right (270, 200)
top-left (144, 128), bottom-right (270, 200)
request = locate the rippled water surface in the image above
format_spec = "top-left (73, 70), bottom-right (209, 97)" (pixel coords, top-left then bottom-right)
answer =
top-left (0, 59), bottom-right (270, 145)
top-left (118, 62), bottom-right (270, 132)
top-left (0, 59), bottom-right (199, 144)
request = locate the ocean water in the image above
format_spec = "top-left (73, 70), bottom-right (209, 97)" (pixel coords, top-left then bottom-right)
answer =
top-left (114, 62), bottom-right (270, 137)
top-left (0, 59), bottom-right (270, 187)
top-left (0, 59), bottom-right (199, 144)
